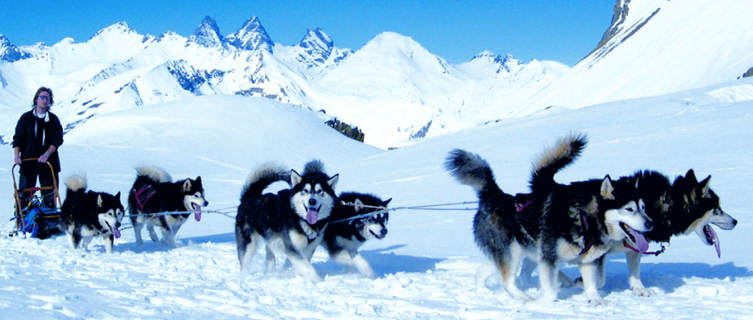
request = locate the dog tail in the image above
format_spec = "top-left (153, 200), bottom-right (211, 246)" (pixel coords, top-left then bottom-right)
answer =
top-left (241, 163), bottom-right (291, 200)
top-left (64, 174), bottom-right (88, 193)
top-left (445, 149), bottom-right (503, 195)
top-left (135, 165), bottom-right (172, 183)
top-left (302, 159), bottom-right (326, 175)
top-left (530, 133), bottom-right (587, 192)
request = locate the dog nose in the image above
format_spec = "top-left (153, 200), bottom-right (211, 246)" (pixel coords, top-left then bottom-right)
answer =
top-left (204, 200), bottom-right (209, 206)
top-left (308, 198), bottom-right (317, 206)
top-left (380, 229), bottom-right (388, 237)
top-left (645, 220), bottom-right (654, 231)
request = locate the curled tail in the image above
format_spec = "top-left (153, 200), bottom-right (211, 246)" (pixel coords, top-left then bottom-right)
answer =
top-left (135, 166), bottom-right (172, 183)
top-left (240, 163), bottom-right (291, 200)
top-left (64, 174), bottom-right (87, 194)
top-left (445, 149), bottom-right (501, 195)
top-left (530, 133), bottom-right (588, 192)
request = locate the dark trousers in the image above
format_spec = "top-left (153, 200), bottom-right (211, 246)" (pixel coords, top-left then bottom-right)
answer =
top-left (18, 163), bottom-right (59, 208)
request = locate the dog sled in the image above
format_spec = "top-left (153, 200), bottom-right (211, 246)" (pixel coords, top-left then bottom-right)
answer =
top-left (10, 158), bottom-right (63, 239)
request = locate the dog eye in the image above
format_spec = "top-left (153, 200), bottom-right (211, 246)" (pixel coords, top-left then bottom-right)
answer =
top-left (626, 207), bottom-right (634, 212)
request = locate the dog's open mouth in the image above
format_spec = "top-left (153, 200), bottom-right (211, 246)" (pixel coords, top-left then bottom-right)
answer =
top-left (702, 224), bottom-right (721, 258)
top-left (305, 206), bottom-right (320, 225)
top-left (106, 221), bottom-right (121, 239)
top-left (620, 222), bottom-right (648, 253)
top-left (192, 203), bottom-right (202, 221)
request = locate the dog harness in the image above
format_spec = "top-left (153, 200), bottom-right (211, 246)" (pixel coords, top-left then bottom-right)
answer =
top-left (515, 200), bottom-right (533, 213)
top-left (578, 213), bottom-right (593, 256)
top-left (133, 185), bottom-right (156, 210)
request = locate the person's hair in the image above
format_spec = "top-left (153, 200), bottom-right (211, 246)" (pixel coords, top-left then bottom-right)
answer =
top-left (32, 87), bottom-right (54, 106)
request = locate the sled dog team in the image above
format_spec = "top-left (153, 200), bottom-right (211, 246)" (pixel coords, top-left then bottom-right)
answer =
top-left (57, 133), bottom-right (737, 303)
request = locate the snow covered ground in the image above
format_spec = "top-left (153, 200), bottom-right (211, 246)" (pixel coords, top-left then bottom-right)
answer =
top-left (0, 78), bottom-right (752, 319)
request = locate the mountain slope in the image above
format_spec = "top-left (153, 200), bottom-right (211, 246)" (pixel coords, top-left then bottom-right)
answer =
top-left (529, 0), bottom-right (753, 110)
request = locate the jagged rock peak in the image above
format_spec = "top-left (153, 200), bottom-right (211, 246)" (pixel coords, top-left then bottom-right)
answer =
top-left (226, 16), bottom-right (273, 52)
top-left (472, 51), bottom-right (518, 65)
top-left (0, 34), bottom-right (31, 62)
top-left (596, 0), bottom-right (631, 50)
top-left (299, 28), bottom-right (333, 59)
top-left (191, 16), bottom-right (224, 47)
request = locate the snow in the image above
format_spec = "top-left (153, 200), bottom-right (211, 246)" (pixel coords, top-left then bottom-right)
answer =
top-left (1, 77), bottom-right (752, 318)
top-left (530, 0), bottom-right (753, 111)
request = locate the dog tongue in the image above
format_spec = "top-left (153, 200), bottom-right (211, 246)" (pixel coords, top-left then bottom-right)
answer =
top-left (112, 227), bottom-right (121, 239)
top-left (306, 209), bottom-right (318, 225)
top-left (628, 228), bottom-right (649, 253)
top-left (193, 204), bottom-right (202, 222)
top-left (708, 225), bottom-right (721, 258)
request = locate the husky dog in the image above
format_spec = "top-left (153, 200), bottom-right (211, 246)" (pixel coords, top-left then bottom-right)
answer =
top-left (127, 166), bottom-right (208, 247)
top-left (601, 169), bottom-right (738, 296)
top-left (445, 134), bottom-right (653, 304)
top-left (60, 174), bottom-right (125, 253)
top-left (235, 160), bottom-right (338, 281)
top-left (323, 192), bottom-right (391, 278)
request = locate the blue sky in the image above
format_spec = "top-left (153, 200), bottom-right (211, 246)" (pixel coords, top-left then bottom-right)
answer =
top-left (0, 1), bottom-right (614, 66)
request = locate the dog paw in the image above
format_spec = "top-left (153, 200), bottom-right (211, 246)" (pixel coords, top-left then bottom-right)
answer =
top-left (588, 297), bottom-right (607, 306)
top-left (631, 286), bottom-right (654, 297)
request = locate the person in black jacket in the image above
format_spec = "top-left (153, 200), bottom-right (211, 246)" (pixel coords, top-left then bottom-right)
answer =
top-left (13, 87), bottom-right (64, 208)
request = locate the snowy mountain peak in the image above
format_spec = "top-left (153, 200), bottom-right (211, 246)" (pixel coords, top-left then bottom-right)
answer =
top-left (190, 16), bottom-right (224, 47)
top-left (468, 51), bottom-right (522, 73)
top-left (361, 32), bottom-right (443, 65)
top-left (92, 21), bottom-right (133, 38)
top-left (298, 28), bottom-right (334, 61)
top-left (226, 16), bottom-right (273, 52)
top-left (0, 34), bottom-right (31, 62)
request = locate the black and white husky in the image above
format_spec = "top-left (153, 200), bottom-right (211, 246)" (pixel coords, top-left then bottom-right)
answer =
top-left (60, 174), bottom-right (125, 253)
top-left (445, 134), bottom-right (653, 304)
top-left (602, 169), bottom-right (738, 296)
top-left (235, 160), bottom-right (338, 281)
top-left (323, 192), bottom-right (391, 278)
top-left (127, 166), bottom-right (208, 247)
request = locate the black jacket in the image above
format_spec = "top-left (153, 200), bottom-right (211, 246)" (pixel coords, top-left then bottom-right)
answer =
top-left (13, 109), bottom-right (63, 173)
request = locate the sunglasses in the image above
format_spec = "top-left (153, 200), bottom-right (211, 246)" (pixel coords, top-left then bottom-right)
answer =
top-left (38, 95), bottom-right (50, 101)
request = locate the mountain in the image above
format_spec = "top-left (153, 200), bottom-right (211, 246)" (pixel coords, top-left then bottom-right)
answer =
top-left (529, 0), bottom-right (753, 110)
top-left (0, 34), bottom-right (31, 62)
top-left (0, 16), bottom-right (562, 148)
top-left (225, 16), bottom-right (273, 52)
top-left (6, 1), bottom-right (751, 148)
top-left (189, 16), bottom-right (224, 48)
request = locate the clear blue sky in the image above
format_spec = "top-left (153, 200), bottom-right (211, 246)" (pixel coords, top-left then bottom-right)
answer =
top-left (0, 1), bottom-right (614, 66)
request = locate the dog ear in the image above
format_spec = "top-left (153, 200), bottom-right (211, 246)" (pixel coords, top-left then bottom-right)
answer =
top-left (115, 191), bottom-right (121, 200)
top-left (195, 176), bottom-right (202, 185)
top-left (699, 175), bottom-right (711, 197)
top-left (354, 198), bottom-right (364, 212)
top-left (182, 179), bottom-right (192, 192)
top-left (290, 169), bottom-right (302, 186)
top-left (600, 175), bottom-right (615, 200)
top-left (685, 169), bottom-right (697, 183)
top-left (97, 194), bottom-right (103, 208)
top-left (327, 174), bottom-right (339, 188)
top-left (382, 198), bottom-right (392, 207)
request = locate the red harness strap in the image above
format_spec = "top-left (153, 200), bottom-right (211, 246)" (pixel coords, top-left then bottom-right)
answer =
top-left (515, 200), bottom-right (533, 213)
top-left (133, 184), bottom-right (156, 210)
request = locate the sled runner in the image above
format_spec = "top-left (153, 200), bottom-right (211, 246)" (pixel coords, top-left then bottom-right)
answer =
top-left (10, 158), bottom-right (63, 239)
